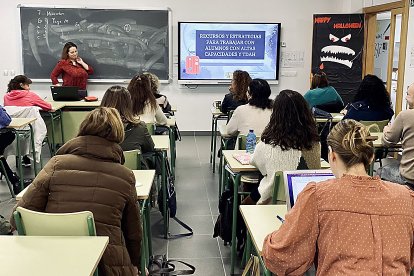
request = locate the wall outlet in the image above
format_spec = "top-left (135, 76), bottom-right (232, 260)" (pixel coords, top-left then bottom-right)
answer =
top-left (3, 70), bottom-right (8, 76)
top-left (281, 41), bottom-right (286, 47)
top-left (9, 70), bottom-right (15, 76)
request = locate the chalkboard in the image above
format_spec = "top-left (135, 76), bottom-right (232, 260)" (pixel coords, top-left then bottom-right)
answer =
top-left (19, 5), bottom-right (171, 81)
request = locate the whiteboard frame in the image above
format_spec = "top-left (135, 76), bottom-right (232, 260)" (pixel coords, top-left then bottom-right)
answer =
top-left (17, 4), bottom-right (172, 84)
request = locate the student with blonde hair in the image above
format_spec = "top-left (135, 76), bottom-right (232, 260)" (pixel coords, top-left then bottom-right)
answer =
top-left (12, 107), bottom-right (143, 276)
top-left (128, 73), bottom-right (168, 125)
top-left (262, 119), bottom-right (414, 275)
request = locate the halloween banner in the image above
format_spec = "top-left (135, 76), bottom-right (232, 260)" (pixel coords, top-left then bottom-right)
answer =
top-left (312, 14), bottom-right (364, 104)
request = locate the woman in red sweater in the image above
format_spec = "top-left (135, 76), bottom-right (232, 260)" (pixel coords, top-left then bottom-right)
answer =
top-left (50, 42), bottom-right (93, 90)
top-left (4, 75), bottom-right (51, 111)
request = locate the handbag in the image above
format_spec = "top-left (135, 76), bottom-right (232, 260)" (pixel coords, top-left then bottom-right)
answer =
top-left (242, 255), bottom-right (261, 276)
top-left (148, 254), bottom-right (195, 276)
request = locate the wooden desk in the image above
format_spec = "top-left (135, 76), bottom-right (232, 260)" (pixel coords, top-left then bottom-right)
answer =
top-left (315, 113), bottom-right (343, 123)
top-left (47, 100), bottom-right (101, 107)
top-left (0, 236), bottom-right (108, 276)
top-left (222, 150), bottom-right (257, 173)
top-left (48, 102), bottom-right (66, 112)
top-left (133, 169), bottom-right (155, 274)
top-left (210, 106), bottom-right (229, 172)
top-left (151, 135), bottom-right (170, 150)
top-left (222, 149), bottom-right (258, 274)
top-left (134, 170), bottom-right (155, 200)
top-left (8, 118), bottom-right (37, 128)
top-left (240, 205), bottom-right (287, 276)
top-left (240, 205), bottom-right (287, 254)
top-left (7, 118), bottom-right (38, 192)
top-left (321, 160), bottom-right (330, 168)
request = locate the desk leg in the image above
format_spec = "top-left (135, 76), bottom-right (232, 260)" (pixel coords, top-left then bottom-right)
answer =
top-left (212, 117), bottom-right (219, 173)
top-left (145, 199), bottom-right (153, 257)
top-left (59, 110), bottom-right (65, 147)
top-left (140, 201), bottom-right (148, 275)
top-left (210, 116), bottom-right (215, 163)
top-left (161, 151), bottom-right (169, 239)
top-left (230, 173), bottom-right (241, 275)
top-left (168, 127), bottom-right (176, 178)
top-left (49, 113), bottom-right (56, 155)
top-left (29, 124), bottom-right (38, 176)
top-left (12, 130), bottom-right (24, 190)
top-left (242, 231), bottom-right (253, 267)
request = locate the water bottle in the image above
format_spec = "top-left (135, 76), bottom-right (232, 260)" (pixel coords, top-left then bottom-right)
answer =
top-left (245, 129), bottom-right (256, 154)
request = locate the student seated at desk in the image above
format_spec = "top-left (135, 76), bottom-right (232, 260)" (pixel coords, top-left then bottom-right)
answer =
top-left (225, 79), bottom-right (272, 141)
top-left (12, 107), bottom-right (142, 276)
top-left (304, 71), bottom-right (344, 112)
top-left (128, 73), bottom-right (168, 125)
top-left (0, 105), bottom-right (24, 194)
top-left (144, 72), bottom-right (172, 114)
top-left (378, 82), bottom-right (414, 186)
top-left (101, 85), bottom-right (155, 168)
top-left (220, 70), bottom-right (251, 114)
top-left (243, 90), bottom-right (320, 205)
top-left (263, 119), bottom-right (414, 275)
top-left (4, 75), bottom-right (51, 111)
top-left (342, 74), bottom-right (394, 121)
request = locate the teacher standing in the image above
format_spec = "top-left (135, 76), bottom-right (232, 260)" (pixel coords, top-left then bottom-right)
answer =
top-left (50, 42), bottom-right (93, 90)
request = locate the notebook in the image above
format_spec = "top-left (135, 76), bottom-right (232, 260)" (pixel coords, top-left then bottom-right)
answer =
top-left (232, 152), bottom-right (251, 165)
top-left (283, 170), bottom-right (335, 209)
top-left (50, 86), bottom-right (82, 101)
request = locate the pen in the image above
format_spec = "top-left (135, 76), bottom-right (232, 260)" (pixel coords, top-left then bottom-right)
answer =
top-left (277, 215), bottom-right (285, 223)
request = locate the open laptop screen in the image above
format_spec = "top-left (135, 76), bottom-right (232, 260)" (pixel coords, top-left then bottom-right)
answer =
top-left (285, 170), bottom-right (335, 209)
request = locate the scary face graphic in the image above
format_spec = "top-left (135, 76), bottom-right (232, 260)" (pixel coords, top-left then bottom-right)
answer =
top-left (312, 14), bottom-right (364, 104)
top-left (321, 34), bottom-right (355, 68)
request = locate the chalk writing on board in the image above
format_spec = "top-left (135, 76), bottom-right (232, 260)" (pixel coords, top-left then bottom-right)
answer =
top-left (20, 7), bottom-right (170, 80)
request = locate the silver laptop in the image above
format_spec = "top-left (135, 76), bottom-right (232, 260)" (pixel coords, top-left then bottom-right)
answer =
top-left (50, 86), bottom-right (81, 101)
top-left (284, 169), bottom-right (335, 209)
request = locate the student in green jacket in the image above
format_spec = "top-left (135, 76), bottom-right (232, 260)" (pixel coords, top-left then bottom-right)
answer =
top-left (304, 72), bottom-right (344, 112)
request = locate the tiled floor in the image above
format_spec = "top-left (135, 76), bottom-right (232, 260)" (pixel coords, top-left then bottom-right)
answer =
top-left (0, 135), bottom-right (242, 275)
top-left (149, 135), bottom-right (242, 275)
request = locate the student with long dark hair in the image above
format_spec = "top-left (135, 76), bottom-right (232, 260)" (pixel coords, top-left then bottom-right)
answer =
top-left (101, 86), bottom-right (154, 154)
top-left (343, 74), bottom-right (394, 121)
top-left (225, 78), bottom-right (273, 137)
top-left (128, 73), bottom-right (168, 125)
top-left (244, 90), bottom-right (320, 204)
top-left (304, 72), bottom-right (343, 112)
top-left (220, 70), bottom-right (251, 114)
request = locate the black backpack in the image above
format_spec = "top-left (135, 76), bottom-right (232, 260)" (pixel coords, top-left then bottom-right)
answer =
top-left (213, 189), bottom-right (245, 250)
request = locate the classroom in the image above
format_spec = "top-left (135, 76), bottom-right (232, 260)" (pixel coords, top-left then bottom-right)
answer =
top-left (1, 0), bottom-right (414, 275)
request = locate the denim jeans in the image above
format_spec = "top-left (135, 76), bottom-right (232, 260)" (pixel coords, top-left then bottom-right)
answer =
top-left (376, 159), bottom-right (410, 185)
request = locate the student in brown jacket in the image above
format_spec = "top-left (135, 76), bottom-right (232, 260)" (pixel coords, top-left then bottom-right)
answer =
top-left (12, 107), bottom-right (142, 276)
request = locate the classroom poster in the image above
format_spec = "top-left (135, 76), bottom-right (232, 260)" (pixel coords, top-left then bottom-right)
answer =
top-left (312, 14), bottom-right (364, 104)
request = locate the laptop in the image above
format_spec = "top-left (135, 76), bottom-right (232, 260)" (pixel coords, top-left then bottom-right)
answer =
top-left (50, 86), bottom-right (82, 101)
top-left (284, 169), bottom-right (335, 209)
